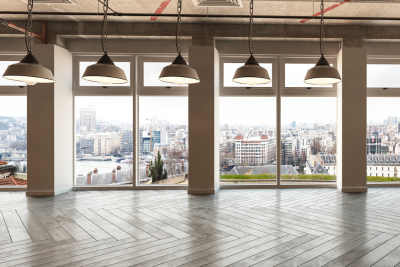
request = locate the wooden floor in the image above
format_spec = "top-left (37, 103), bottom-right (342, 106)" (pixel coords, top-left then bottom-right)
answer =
top-left (0, 188), bottom-right (400, 266)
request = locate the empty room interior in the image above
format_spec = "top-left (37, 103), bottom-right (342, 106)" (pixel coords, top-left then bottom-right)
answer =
top-left (1, 0), bottom-right (400, 266)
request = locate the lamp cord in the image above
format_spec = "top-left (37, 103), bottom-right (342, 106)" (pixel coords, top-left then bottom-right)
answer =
top-left (176, 0), bottom-right (182, 55)
top-left (102, 0), bottom-right (108, 54)
top-left (249, 0), bottom-right (254, 56)
top-left (320, 0), bottom-right (324, 56)
top-left (25, 0), bottom-right (33, 54)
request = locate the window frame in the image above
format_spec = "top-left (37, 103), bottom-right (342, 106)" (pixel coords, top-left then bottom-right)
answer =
top-left (72, 55), bottom-right (134, 96)
top-left (367, 57), bottom-right (400, 97)
top-left (137, 55), bottom-right (189, 97)
top-left (0, 54), bottom-right (28, 190)
top-left (280, 57), bottom-right (337, 97)
top-left (0, 55), bottom-right (28, 95)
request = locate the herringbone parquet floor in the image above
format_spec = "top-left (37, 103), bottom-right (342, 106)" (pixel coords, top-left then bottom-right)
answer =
top-left (0, 188), bottom-right (400, 266)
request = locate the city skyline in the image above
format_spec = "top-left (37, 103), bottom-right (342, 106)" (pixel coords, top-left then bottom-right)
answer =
top-left (75, 97), bottom-right (133, 124)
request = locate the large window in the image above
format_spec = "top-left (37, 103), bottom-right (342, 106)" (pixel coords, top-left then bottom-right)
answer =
top-left (138, 96), bottom-right (188, 185)
top-left (367, 97), bottom-right (400, 182)
top-left (219, 97), bottom-right (277, 184)
top-left (281, 97), bottom-right (336, 184)
top-left (74, 96), bottom-right (133, 185)
top-left (0, 96), bottom-right (27, 186)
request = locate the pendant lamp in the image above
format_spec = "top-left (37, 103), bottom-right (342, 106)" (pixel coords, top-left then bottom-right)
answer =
top-left (233, 0), bottom-right (270, 86)
top-left (3, 0), bottom-right (55, 85)
top-left (304, 0), bottom-right (341, 86)
top-left (82, 0), bottom-right (128, 86)
top-left (159, 0), bottom-right (200, 86)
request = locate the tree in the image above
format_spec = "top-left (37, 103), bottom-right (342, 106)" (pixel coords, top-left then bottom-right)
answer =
top-left (148, 151), bottom-right (165, 183)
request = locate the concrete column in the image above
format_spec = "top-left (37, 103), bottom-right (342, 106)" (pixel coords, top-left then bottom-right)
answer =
top-left (337, 47), bottom-right (367, 192)
top-left (26, 44), bottom-right (73, 196)
top-left (188, 46), bottom-right (220, 194)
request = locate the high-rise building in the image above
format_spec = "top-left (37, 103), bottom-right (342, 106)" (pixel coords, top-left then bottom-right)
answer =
top-left (80, 105), bottom-right (96, 136)
top-left (291, 120), bottom-right (296, 128)
top-left (235, 135), bottom-right (276, 165)
top-left (225, 124), bottom-right (229, 130)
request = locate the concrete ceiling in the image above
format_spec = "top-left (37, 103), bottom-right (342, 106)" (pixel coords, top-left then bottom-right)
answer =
top-left (1, 0), bottom-right (400, 26)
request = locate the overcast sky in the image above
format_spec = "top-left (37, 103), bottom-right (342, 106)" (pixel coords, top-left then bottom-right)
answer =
top-left (0, 96), bottom-right (27, 117)
top-left (75, 97), bottom-right (133, 124)
top-left (2, 95), bottom-right (398, 127)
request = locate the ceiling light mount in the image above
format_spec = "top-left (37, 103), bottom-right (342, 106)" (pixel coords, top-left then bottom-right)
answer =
top-left (82, 0), bottom-right (128, 86)
top-left (304, 0), bottom-right (341, 86)
top-left (159, 0), bottom-right (200, 86)
top-left (232, 0), bottom-right (271, 86)
top-left (2, 0), bottom-right (55, 86)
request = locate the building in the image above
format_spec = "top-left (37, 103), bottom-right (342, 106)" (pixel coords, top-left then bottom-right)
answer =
top-left (120, 130), bottom-right (133, 154)
top-left (79, 105), bottom-right (96, 136)
top-left (93, 137), bottom-right (121, 156)
top-left (235, 135), bottom-right (276, 165)
top-left (367, 136), bottom-right (382, 154)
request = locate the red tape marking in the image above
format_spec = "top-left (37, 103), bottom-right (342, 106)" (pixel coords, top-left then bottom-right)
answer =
top-left (300, 0), bottom-right (351, 24)
top-left (150, 0), bottom-right (172, 21)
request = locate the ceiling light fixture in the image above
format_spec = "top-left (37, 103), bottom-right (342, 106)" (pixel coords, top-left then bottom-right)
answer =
top-left (304, 0), bottom-right (341, 86)
top-left (82, 0), bottom-right (128, 86)
top-left (233, 0), bottom-right (270, 86)
top-left (159, 0), bottom-right (200, 86)
top-left (3, 0), bottom-right (55, 86)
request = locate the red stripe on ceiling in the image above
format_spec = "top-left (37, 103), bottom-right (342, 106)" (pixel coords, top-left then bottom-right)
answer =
top-left (300, 0), bottom-right (350, 24)
top-left (150, 0), bottom-right (172, 21)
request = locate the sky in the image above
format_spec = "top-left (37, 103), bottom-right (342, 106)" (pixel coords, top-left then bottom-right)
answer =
top-left (0, 96), bottom-right (27, 117)
top-left (75, 96), bottom-right (133, 124)
top-left (139, 97), bottom-right (188, 125)
top-left (367, 98), bottom-right (400, 124)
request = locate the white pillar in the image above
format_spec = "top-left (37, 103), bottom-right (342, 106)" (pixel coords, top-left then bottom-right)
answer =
top-left (27, 45), bottom-right (73, 196)
top-left (188, 46), bottom-right (220, 194)
top-left (337, 47), bottom-right (367, 192)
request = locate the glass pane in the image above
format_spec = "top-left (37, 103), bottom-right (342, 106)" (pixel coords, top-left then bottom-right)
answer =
top-left (139, 97), bottom-right (188, 185)
top-left (219, 97), bottom-right (277, 184)
top-left (367, 64), bottom-right (400, 88)
top-left (281, 97), bottom-right (336, 183)
top-left (224, 63), bottom-right (272, 87)
top-left (0, 61), bottom-right (25, 86)
top-left (367, 98), bottom-right (400, 182)
top-left (79, 62), bottom-right (130, 86)
top-left (0, 96), bottom-right (27, 186)
top-left (75, 96), bottom-right (133, 185)
top-left (285, 63), bottom-right (333, 88)
top-left (143, 62), bottom-right (186, 87)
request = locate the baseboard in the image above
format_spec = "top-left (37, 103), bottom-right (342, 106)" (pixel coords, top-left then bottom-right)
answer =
top-left (55, 186), bottom-right (73, 195)
top-left (26, 186), bottom-right (72, 196)
top-left (338, 187), bottom-right (368, 193)
top-left (188, 186), bottom-right (220, 194)
top-left (0, 186), bottom-right (27, 191)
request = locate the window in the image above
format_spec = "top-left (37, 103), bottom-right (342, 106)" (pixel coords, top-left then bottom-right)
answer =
top-left (79, 62), bottom-right (131, 86)
top-left (219, 97), bottom-right (276, 184)
top-left (285, 64), bottom-right (333, 88)
top-left (367, 64), bottom-right (400, 88)
top-left (281, 97), bottom-right (336, 183)
top-left (0, 96), bottom-right (27, 186)
top-left (74, 96), bottom-right (133, 186)
top-left (367, 97), bottom-right (400, 182)
top-left (138, 96), bottom-right (188, 185)
top-left (223, 63), bottom-right (272, 87)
